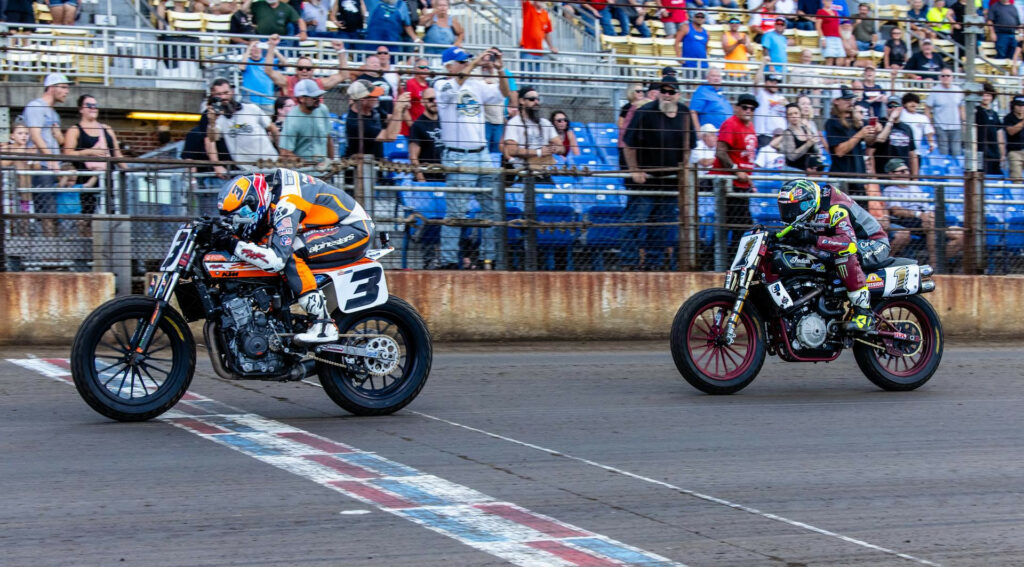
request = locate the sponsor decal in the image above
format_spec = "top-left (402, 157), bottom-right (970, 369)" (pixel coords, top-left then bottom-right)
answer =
top-left (866, 273), bottom-right (882, 283)
top-left (891, 266), bottom-right (910, 295)
top-left (309, 233), bottom-right (356, 254)
top-left (278, 235), bottom-right (293, 248)
top-left (274, 201), bottom-right (297, 224)
top-left (241, 249), bottom-right (267, 261)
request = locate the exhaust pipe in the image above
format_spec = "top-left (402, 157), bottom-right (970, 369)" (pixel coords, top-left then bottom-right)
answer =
top-left (920, 280), bottom-right (935, 293)
top-left (920, 264), bottom-right (934, 277)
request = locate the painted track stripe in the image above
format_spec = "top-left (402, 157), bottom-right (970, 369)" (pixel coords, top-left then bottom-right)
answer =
top-left (568, 537), bottom-right (673, 565)
top-left (14, 358), bottom-right (685, 567)
top-left (475, 503), bottom-right (588, 538)
top-left (527, 540), bottom-right (621, 567)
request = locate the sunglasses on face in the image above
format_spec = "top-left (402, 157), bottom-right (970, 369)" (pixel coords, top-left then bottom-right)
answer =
top-left (377, 51), bottom-right (389, 55)
top-left (297, 66), bottom-right (312, 71)
top-left (522, 96), bottom-right (539, 101)
top-left (416, 65), bottom-right (430, 69)
top-left (422, 97), bottom-right (436, 102)
top-left (82, 103), bottom-right (98, 109)
top-left (661, 89), bottom-right (678, 95)
top-left (740, 104), bottom-right (756, 110)
top-left (894, 168), bottom-right (910, 173)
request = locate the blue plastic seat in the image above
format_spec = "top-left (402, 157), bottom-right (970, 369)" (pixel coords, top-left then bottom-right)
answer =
top-left (383, 136), bottom-right (409, 161)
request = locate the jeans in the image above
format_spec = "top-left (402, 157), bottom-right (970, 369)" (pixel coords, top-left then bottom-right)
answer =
top-left (686, 0), bottom-right (739, 8)
top-left (521, 52), bottom-right (544, 77)
top-left (578, 8), bottom-right (599, 35)
top-left (441, 149), bottom-right (497, 265)
top-left (618, 189), bottom-right (677, 269)
top-left (485, 122), bottom-right (504, 154)
top-left (935, 127), bottom-right (963, 157)
top-left (600, 5), bottom-right (650, 37)
top-left (996, 33), bottom-right (1016, 59)
top-left (794, 20), bottom-right (815, 31)
top-left (856, 39), bottom-right (886, 52)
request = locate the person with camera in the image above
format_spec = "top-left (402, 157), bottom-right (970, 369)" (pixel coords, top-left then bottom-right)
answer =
top-left (870, 97), bottom-right (917, 178)
top-left (434, 46), bottom-right (511, 270)
top-left (205, 78), bottom-right (279, 176)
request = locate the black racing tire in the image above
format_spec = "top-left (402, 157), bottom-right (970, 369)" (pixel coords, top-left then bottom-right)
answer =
top-left (317, 296), bottom-right (432, 416)
top-left (71, 296), bottom-right (196, 422)
top-left (854, 295), bottom-right (943, 392)
top-left (670, 288), bottom-right (767, 395)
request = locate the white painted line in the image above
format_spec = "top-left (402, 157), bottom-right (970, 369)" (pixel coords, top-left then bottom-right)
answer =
top-left (406, 410), bottom-right (942, 567)
top-left (339, 509), bottom-right (372, 515)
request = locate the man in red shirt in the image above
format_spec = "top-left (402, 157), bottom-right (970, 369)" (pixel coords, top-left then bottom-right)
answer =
top-left (713, 93), bottom-right (758, 235)
top-left (400, 57), bottom-right (432, 136)
top-left (521, 0), bottom-right (558, 58)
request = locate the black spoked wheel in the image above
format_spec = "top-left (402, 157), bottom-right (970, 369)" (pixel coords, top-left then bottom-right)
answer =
top-left (317, 297), bottom-right (432, 416)
top-left (71, 296), bottom-right (196, 421)
top-left (853, 295), bottom-right (943, 391)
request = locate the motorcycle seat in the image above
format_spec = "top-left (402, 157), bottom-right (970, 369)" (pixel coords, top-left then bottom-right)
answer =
top-left (862, 256), bottom-right (917, 271)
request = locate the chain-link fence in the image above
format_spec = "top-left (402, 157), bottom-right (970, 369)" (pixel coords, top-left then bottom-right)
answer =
top-left (4, 153), bottom-right (1024, 293)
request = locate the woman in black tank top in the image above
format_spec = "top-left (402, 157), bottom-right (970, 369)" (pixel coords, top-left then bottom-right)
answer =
top-left (62, 95), bottom-right (124, 216)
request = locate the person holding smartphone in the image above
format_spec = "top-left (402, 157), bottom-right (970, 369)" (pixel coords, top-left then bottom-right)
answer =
top-left (781, 103), bottom-right (820, 172)
top-left (869, 98), bottom-right (918, 178)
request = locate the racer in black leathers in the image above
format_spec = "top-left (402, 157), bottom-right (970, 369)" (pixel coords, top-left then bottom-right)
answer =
top-left (777, 179), bottom-right (889, 333)
top-left (214, 168), bottom-right (375, 343)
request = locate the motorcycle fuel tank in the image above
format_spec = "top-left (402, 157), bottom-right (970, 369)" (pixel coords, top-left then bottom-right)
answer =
top-left (770, 249), bottom-right (827, 276)
top-left (203, 253), bottom-right (277, 278)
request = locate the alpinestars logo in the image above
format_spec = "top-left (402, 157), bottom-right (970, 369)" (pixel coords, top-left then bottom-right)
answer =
top-left (241, 249), bottom-right (267, 261)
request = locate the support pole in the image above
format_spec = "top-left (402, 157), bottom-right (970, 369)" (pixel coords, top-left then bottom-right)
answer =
top-left (524, 173), bottom-right (538, 271)
top-left (962, 14), bottom-right (985, 274)
top-left (678, 163), bottom-right (697, 271)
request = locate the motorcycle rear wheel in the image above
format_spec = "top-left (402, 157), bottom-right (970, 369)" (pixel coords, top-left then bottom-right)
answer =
top-left (71, 296), bottom-right (196, 421)
top-left (670, 288), bottom-right (767, 395)
top-left (853, 295), bottom-right (943, 391)
top-left (317, 297), bottom-right (432, 415)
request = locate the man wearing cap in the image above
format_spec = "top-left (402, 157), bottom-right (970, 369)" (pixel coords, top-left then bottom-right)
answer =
top-left (688, 68), bottom-right (733, 130)
top-left (904, 39), bottom-right (947, 81)
top-left (925, 69), bottom-right (964, 157)
top-left (754, 65), bottom-right (789, 147)
top-left (675, 10), bottom-right (709, 70)
top-left (1002, 95), bottom-right (1024, 181)
top-left (722, 17), bottom-right (752, 73)
top-left (825, 86), bottom-right (878, 195)
top-left (22, 73), bottom-right (70, 236)
top-left (343, 79), bottom-right (408, 161)
top-left (712, 93), bottom-right (758, 236)
top-left (435, 46), bottom-right (511, 270)
top-left (620, 75), bottom-right (693, 270)
top-left (279, 79), bottom-right (335, 164)
top-left (976, 82), bottom-right (1006, 176)
top-left (690, 123), bottom-right (718, 172)
top-left (760, 18), bottom-right (791, 75)
top-left (870, 98), bottom-right (917, 177)
top-left (883, 158), bottom-right (963, 267)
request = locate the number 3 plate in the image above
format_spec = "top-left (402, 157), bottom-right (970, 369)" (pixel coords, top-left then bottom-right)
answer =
top-left (327, 261), bottom-right (389, 313)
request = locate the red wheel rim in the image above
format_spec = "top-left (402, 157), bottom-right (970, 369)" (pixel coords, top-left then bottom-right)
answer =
top-left (686, 301), bottom-right (757, 381)
top-left (874, 301), bottom-right (934, 377)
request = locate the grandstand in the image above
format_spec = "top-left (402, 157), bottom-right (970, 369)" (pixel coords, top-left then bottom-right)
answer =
top-left (2, 0), bottom-right (1024, 275)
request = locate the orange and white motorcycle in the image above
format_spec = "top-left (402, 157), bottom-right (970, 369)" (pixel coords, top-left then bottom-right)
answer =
top-left (70, 217), bottom-right (432, 421)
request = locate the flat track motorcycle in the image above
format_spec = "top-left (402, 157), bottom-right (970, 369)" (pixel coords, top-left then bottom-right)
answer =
top-left (71, 218), bottom-right (432, 421)
top-left (670, 223), bottom-right (943, 394)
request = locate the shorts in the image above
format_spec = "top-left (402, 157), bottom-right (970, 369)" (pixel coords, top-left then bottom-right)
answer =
top-left (31, 174), bottom-right (58, 214)
top-left (49, 0), bottom-right (80, 7)
top-left (822, 36), bottom-right (845, 58)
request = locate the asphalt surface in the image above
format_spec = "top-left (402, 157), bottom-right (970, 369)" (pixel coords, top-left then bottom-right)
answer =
top-left (2, 341), bottom-right (1023, 567)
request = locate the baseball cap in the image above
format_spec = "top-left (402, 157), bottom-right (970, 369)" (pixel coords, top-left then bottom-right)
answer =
top-left (838, 86), bottom-right (858, 100)
top-left (693, 10), bottom-right (706, 16)
top-left (294, 79), bottom-right (327, 98)
top-left (766, 73), bottom-right (782, 82)
top-left (922, 38), bottom-right (933, 45)
top-left (43, 73), bottom-right (71, 87)
top-left (660, 76), bottom-right (680, 90)
top-left (1013, 95), bottom-right (1024, 106)
top-left (728, 16), bottom-right (741, 23)
top-left (737, 93), bottom-right (759, 108)
top-left (887, 98), bottom-right (902, 109)
top-left (885, 158), bottom-right (909, 173)
top-left (662, 66), bottom-right (677, 76)
top-left (806, 155), bottom-right (827, 169)
top-left (699, 123), bottom-right (718, 134)
top-left (347, 79), bottom-right (385, 100)
top-left (441, 46), bottom-right (472, 64)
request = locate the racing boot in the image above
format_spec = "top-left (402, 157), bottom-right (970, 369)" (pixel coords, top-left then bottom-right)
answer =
top-left (295, 290), bottom-right (339, 344)
top-left (844, 287), bottom-right (876, 335)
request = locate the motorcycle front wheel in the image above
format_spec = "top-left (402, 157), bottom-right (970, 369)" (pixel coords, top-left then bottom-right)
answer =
top-left (317, 297), bottom-right (433, 416)
top-left (670, 288), bottom-right (767, 395)
top-left (71, 296), bottom-right (196, 421)
top-left (853, 295), bottom-right (943, 391)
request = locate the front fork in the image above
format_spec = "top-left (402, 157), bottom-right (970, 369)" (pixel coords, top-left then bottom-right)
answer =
top-left (721, 268), bottom-right (755, 346)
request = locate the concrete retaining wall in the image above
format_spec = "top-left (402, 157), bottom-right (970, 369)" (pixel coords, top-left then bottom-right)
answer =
top-left (2, 272), bottom-right (1022, 345)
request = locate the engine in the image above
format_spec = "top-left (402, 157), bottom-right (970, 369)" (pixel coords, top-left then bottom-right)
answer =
top-left (220, 289), bottom-right (287, 375)
top-left (775, 279), bottom-right (846, 354)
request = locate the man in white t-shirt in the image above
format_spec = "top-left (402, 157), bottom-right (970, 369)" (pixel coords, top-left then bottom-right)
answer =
top-left (434, 46), bottom-right (511, 269)
top-left (754, 71), bottom-right (788, 147)
top-left (899, 93), bottom-right (937, 155)
top-left (503, 86), bottom-right (562, 170)
top-left (882, 158), bottom-right (962, 267)
top-left (213, 100), bottom-right (279, 167)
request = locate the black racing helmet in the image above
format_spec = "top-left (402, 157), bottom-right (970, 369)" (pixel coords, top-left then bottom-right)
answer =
top-left (777, 179), bottom-right (822, 225)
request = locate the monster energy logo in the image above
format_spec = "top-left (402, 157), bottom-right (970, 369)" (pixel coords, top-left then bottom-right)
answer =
top-left (836, 264), bottom-right (848, 279)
